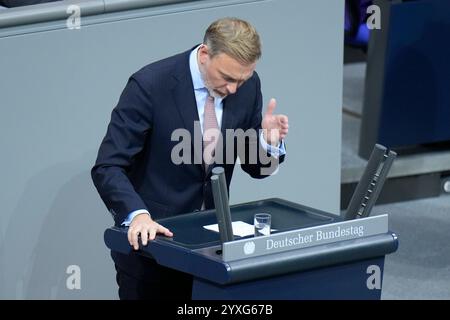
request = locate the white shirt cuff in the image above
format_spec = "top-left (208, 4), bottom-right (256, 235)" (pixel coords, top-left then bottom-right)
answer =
top-left (121, 209), bottom-right (151, 226)
top-left (259, 131), bottom-right (286, 159)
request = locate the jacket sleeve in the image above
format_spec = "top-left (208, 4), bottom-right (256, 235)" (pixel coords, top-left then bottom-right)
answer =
top-left (91, 77), bottom-right (153, 225)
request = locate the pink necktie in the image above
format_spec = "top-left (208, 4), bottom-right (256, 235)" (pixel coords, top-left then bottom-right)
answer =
top-left (203, 95), bottom-right (220, 168)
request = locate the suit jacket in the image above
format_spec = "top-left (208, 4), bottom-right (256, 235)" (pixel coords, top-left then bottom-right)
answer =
top-left (91, 46), bottom-right (285, 278)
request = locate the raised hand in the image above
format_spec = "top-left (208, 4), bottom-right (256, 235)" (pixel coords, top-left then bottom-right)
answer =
top-left (261, 98), bottom-right (289, 146)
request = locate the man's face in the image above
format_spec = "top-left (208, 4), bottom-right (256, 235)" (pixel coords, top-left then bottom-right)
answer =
top-left (198, 45), bottom-right (256, 98)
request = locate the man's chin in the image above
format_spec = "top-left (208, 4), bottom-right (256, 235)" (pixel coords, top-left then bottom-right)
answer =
top-left (213, 91), bottom-right (227, 98)
top-left (207, 87), bottom-right (227, 98)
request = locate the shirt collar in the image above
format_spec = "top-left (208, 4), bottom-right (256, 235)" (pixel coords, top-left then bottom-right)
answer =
top-left (189, 45), bottom-right (206, 90)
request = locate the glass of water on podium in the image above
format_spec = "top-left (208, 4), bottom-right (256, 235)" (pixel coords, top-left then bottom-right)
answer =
top-left (254, 213), bottom-right (271, 237)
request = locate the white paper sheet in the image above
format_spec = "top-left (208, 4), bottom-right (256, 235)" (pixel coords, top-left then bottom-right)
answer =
top-left (203, 221), bottom-right (256, 237)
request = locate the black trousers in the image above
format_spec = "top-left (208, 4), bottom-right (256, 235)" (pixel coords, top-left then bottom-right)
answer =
top-left (115, 260), bottom-right (193, 300)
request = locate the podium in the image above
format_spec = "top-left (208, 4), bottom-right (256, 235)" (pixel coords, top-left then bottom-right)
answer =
top-left (104, 198), bottom-right (398, 300)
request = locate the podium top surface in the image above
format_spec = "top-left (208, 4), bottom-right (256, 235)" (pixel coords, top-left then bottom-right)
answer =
top-left (155, 198), bottom-right (337, 249)
top-left (104, 198), bottom-right (398, 284)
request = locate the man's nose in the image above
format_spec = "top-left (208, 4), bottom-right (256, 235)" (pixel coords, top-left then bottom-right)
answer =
top-left (226, 82), bottom-right (238, 94)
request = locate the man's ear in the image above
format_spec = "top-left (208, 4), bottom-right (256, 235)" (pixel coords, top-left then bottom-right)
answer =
top-left (198, 44), bottom-right (209, 65)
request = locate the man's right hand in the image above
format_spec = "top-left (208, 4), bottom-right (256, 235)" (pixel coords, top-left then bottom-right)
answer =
top-left (127, 213), bottom-right (173, 250)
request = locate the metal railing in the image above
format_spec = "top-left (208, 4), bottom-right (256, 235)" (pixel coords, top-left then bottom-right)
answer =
top-left (0, 0), bottom-right (196, 28)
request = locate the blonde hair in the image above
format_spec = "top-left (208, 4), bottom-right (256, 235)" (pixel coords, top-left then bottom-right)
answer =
top-left (203, 17), bottom-right (261, 65)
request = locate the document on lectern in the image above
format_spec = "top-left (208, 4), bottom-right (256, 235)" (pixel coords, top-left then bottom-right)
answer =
top-left (204, 221), bottom-right (255, 237)
top-left (204, 221), bottom-right (277, 237)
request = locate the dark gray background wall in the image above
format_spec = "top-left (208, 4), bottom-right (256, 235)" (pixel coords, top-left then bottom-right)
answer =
top-left (0, 0), bottom-right (344, 299)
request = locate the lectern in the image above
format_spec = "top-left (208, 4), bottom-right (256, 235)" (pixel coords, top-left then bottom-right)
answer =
top-left (104, 198), bottom-right (398, 300)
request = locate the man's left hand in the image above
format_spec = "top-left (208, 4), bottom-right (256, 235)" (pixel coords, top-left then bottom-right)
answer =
top-left (262, 98), bottom-right (289, 146)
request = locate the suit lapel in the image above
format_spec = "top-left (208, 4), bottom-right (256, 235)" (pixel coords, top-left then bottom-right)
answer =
top-left (221, 96), bottom-right (236, 141)
top-left (171, 50), bottom-right (204, 169)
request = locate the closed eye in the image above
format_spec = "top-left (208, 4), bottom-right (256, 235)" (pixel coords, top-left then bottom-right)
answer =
top-left (220, 72), bottom-right (238, 83)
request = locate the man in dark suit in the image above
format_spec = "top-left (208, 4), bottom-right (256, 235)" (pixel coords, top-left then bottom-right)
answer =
top-left (92, 17), bottom-right (289, 300)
